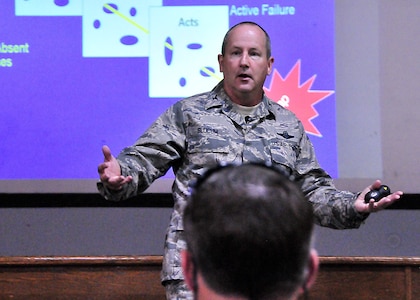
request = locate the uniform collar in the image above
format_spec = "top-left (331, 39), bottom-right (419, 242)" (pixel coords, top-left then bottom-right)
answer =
top-left (206, 80), bottom-right (276, 120)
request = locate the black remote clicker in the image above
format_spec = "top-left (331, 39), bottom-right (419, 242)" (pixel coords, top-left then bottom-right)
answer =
top-left (364, 185), bottom-right (391, 203)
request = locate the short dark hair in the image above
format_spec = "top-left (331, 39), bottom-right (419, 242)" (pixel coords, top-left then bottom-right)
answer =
top-left (183, 163), bottom-right (314, 299)
top-left (221, 21), bottom-right (272, 58)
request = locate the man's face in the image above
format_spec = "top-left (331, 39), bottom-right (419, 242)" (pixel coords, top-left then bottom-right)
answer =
top-left (218, 24), bottom-right (274, 105)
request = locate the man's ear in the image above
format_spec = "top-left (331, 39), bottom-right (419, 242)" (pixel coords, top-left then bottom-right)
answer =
top-left (181, 250), bottom-right (195, 291)
top-left (266, 56), bottom-right (274, 76)
top-left (298, 249), bottom-right (319, 297)
top-left (304, 249), bottom-right (319, 290)
top-left (218, 54), bottom-right (224, 72)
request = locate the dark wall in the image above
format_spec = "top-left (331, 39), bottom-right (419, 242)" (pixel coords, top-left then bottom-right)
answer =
top-left (0, 193), bottom-right (418, 257)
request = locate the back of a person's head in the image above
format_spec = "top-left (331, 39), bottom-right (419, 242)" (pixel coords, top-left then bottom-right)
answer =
top-left (183, 163), bottom-right (315, 300)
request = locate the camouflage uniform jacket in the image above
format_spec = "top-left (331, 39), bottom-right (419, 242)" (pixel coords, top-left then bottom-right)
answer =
top-left (98, 81), bottom-right (368, 283)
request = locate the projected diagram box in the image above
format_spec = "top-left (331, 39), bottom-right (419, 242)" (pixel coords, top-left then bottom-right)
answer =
top-left (15, 0), bottom-right (82, 16)
top-left (148, 6), bottom-right (228, 98)
top-left (82, 0), bottom-right (162, 57)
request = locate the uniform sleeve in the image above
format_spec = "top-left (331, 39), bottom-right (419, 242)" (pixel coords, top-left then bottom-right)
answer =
top-left (294, 123), bottom-right (368, 229)
top-left (98, 103), bottom-right (186, 201)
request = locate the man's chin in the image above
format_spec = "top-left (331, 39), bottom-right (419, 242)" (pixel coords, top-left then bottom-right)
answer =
top-left (224, 81), bottom-right (257, 97)
top-left (236, 85), bottom-right (254, 93)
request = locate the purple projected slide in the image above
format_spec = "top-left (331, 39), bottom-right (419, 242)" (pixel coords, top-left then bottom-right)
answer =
top-left (0, 0), bottom-right (337, 180)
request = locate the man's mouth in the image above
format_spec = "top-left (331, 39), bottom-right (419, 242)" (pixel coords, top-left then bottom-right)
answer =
top-left (238, 73), bottom-right (251, 79)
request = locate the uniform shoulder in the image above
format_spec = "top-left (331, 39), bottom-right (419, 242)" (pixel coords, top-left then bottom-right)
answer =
top-left (266, 97), bottom-right (298, 118)
top-left (173, 90), bottom-right (222, 112)
top-left (172, 91), bottom-right (208, 105)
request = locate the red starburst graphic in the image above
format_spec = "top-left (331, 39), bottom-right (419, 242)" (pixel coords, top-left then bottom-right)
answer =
top-left (264, 60), bottom-right (334, 137)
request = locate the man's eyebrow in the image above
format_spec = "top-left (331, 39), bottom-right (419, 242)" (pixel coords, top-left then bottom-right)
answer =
top-left (229, 45), bottom-right (261, 52)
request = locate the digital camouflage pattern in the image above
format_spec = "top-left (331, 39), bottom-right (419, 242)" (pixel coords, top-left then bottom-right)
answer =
top-left (98, 81), bottom-right (368, 283)
top-left (164, 279), bottom-right (193, 300)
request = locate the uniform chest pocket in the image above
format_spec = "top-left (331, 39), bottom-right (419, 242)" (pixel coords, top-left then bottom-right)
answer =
top-left (186, 125), bottom-right (237, 164)
top-left (269, 139), bottom-right (299, 170)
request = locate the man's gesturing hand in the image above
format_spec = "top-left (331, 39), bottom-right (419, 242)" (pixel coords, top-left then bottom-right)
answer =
top-left (98, 145), bottom-right (132, 190)
top-left (355, 180), bottom-right (403, 213)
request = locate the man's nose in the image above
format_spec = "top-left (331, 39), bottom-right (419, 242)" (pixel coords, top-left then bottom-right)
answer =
top-left (240, 54), bottom-right (250, 67)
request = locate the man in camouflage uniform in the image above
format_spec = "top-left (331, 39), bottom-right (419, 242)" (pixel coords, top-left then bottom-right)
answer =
top-left (97, 22), bottom-right (403, 300)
